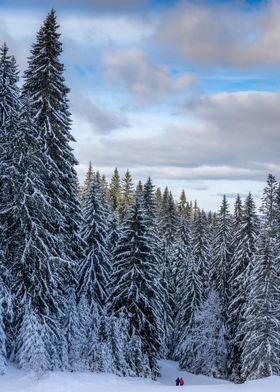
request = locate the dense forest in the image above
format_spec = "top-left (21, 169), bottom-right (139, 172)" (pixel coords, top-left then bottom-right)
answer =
top-left (0, 10), bottom-right (279, 384)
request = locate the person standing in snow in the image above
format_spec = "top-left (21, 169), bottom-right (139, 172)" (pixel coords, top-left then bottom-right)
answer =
top-left (175, 377), bottom-right (180, 386)
top-left (179, 377), bottom-right (184, 386)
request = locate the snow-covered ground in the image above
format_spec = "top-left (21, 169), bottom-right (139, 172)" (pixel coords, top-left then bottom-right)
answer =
top-left (0, 360), bottom-right (279, 392)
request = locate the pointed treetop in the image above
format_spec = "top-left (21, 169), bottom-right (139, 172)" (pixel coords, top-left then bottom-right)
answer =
top-left (136, 180), bottom-right (143, 193)
top-left (233, 193), bottom-right (243, 227)
top-left (0, 42), bottom-right (8, 57)
top-left (180, 190), bottom-right (187, 208)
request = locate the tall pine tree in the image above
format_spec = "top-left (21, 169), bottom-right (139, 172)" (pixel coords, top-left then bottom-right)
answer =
top-left (108, 189), bottom-right (163, 378)
top-left (227, 193), bottom-right (259, 382)
top-left (0, 43), bottom-right (20, 364)
top-left (210, 196), bottom-right (232, 309)
top-left (21, 9), bottom-right (82, 286)
top-left (8, 98), bottom-right (67, 370)
top-left (240, 229), bottom-right (280, 380)
top-left (78, 174), bottom-right (111, 312)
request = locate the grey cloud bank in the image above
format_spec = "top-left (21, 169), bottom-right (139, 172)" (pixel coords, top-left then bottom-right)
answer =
top-left (76, 90), bottom-right (280, 184)
top-left (156, 1), bottom-right (280, 67)
top-left (70, 90), bottom-right (129, 134)
top-left (103, 48), bottom-right (196, 102)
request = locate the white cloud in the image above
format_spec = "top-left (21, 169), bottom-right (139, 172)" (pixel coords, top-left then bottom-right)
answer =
top-left (70, 89), bottom-right (129, 134)
top-left (103, 48), bottom-right (196, 102)
top-left (156, 0), bottom-right (280, 68)
top-left (61, 15), bottom-right (155, 46)
top-left (75, 90), bottom-right (280, 184)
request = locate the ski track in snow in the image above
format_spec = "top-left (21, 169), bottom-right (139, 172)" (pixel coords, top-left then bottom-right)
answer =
top-left (0, 360), bottom-right (279, 392)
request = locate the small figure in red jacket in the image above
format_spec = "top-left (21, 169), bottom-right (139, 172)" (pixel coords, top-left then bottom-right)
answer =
top-left (179, 377), bottom-right (184, 386)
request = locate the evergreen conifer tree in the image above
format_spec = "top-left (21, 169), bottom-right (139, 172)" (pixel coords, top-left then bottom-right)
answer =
top-left (143, 177), bottom-right (169, 356)
top-left (158, 189), bottom-right (178, 344)
top-left (210, 196), bottom-right (232, 308)
top-left (61, 289), bottom-right (86, 371)
top-left (109, 168), bottom-right (121, 214)
top-left (0, 298), bottom-right (6, 375)
top-left (78, 175), bottom-right (111, 312)
top-left (179, 190), bottom-right (187, 211)
top-left (16, 306), bottom-right (49, 377)
top-left (0, 43), bottom-right (20, 362)
top-left (192, 210), bottom-right (210, 295)
top-left (174, 252), bottom-right (203, 360)
top-left (5, 98), bottom-right (67, 369)
top-left (155, 187), bottom-right (162, 217)
top-left (109, 189), bottom-right (163, 378)
top-left (181, 291), bottom-right (227, 378)
top-left (79, 161), bottom-right (94, 207)
top-left (227, 193), bottom-right (259, 382)
top-left (119, 169), bottom-right (134, 220)
top-left (240, 229), bottom-right (280, 380)
top-left (21, 9), bottom-right (82, 284)
top-left (261, 174), bottom-right (278, 230)
top-left (240, 178), bottom-right (280, 380)
top-left (171, 208), bottom-right (192, 358)
top-left (143, 177), bottom-right (158, 226)
top-left (0, 43), bottom-right (20, 206)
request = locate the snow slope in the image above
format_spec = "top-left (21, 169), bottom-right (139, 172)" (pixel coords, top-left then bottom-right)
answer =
top-left (0, 360), bottom-right (279, 392)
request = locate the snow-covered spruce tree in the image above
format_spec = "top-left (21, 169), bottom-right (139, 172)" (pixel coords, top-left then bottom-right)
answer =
top-left (61, 289), bottom-right (86, 371)
top-left (106, 211), bottom-right (120, 260)
top-left (159, 188), bottom-right (178, 246)
top-left (260, 174), bottom-right (280, 279)
top-left (16, 305), bottom-right (49, 378)
top-left (170, 206), bottom-right (193, 358)
top-left (21, 9), bottom-right (82, 284)
top-left (176, 208), bottom-right (211, 365)
top-left (158, 188), bottom-right (178, 348)
top-left (78, 174), bottom-right (111, 312)
top-left (210, 195), bottom-right (232, 309)
top-left (6, 98), bottom-right (67, 371)
top-left (96, 172), bottom-right (109, 201)
top-left (0, 43), bottom-right (20, 204)
top-left (86, 309), bottom-right (131, 376)
top-left (276, 183), bottom-right (280, 242)
top-left (143, 177), bottom-right (158, 226)
top-left (76, 294), bottom-right (93, 370)
top-left (240, 229), bottom-right (280, 380)
top-left (79, 161), bottom-right (94, 207)
top-left (0, 43), bottom-right (20, 362)
top-left (119, 169), bottom-right (134, 221)
top-left (175, 249), bottom-right (203, 363)
top-left (276, 184), bottom-right (280, 283)
top-left (239, 177), bottom-right (280, 381)
top-left (260, 175), bottom-right (280, 307)
top-left (178, 190), bottom-right (187, 211)
top-left (88, 313), bottom-right (113, 374)
top-left (0, 296), bottom-right (6, 375)
top-left (143, 177), bottom-right (169, 357)
top-left (175, 207), bottom-right (210, 361)
top-left (183, 291), bottom-right (227, 378)
top-left (227, 193), bottom-right (259, 382)
top-left (260, 174), bottom-right (279, 231)
top-left (109, 167), bottom-right (122, 215)
top-left (155, 187), bottom-right (162, 216)
top-left (192, 209), bottom-right (210, 296)
top-left (126, 326), bottom-right (152, 378)
top-left (226, 194), bottom-right (242, 369)
top-left (108, 189), bottom-right (163, 378)
top-left (107, 315), bottom-right (129, 376)
top-left (0, 44), bottom-right (20, 256)
top-left (173, 206), bottom-right (192, 287)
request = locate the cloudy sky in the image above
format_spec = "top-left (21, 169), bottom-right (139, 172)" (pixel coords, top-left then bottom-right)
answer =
top-left (0, 0), bottom-right (279, 210)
